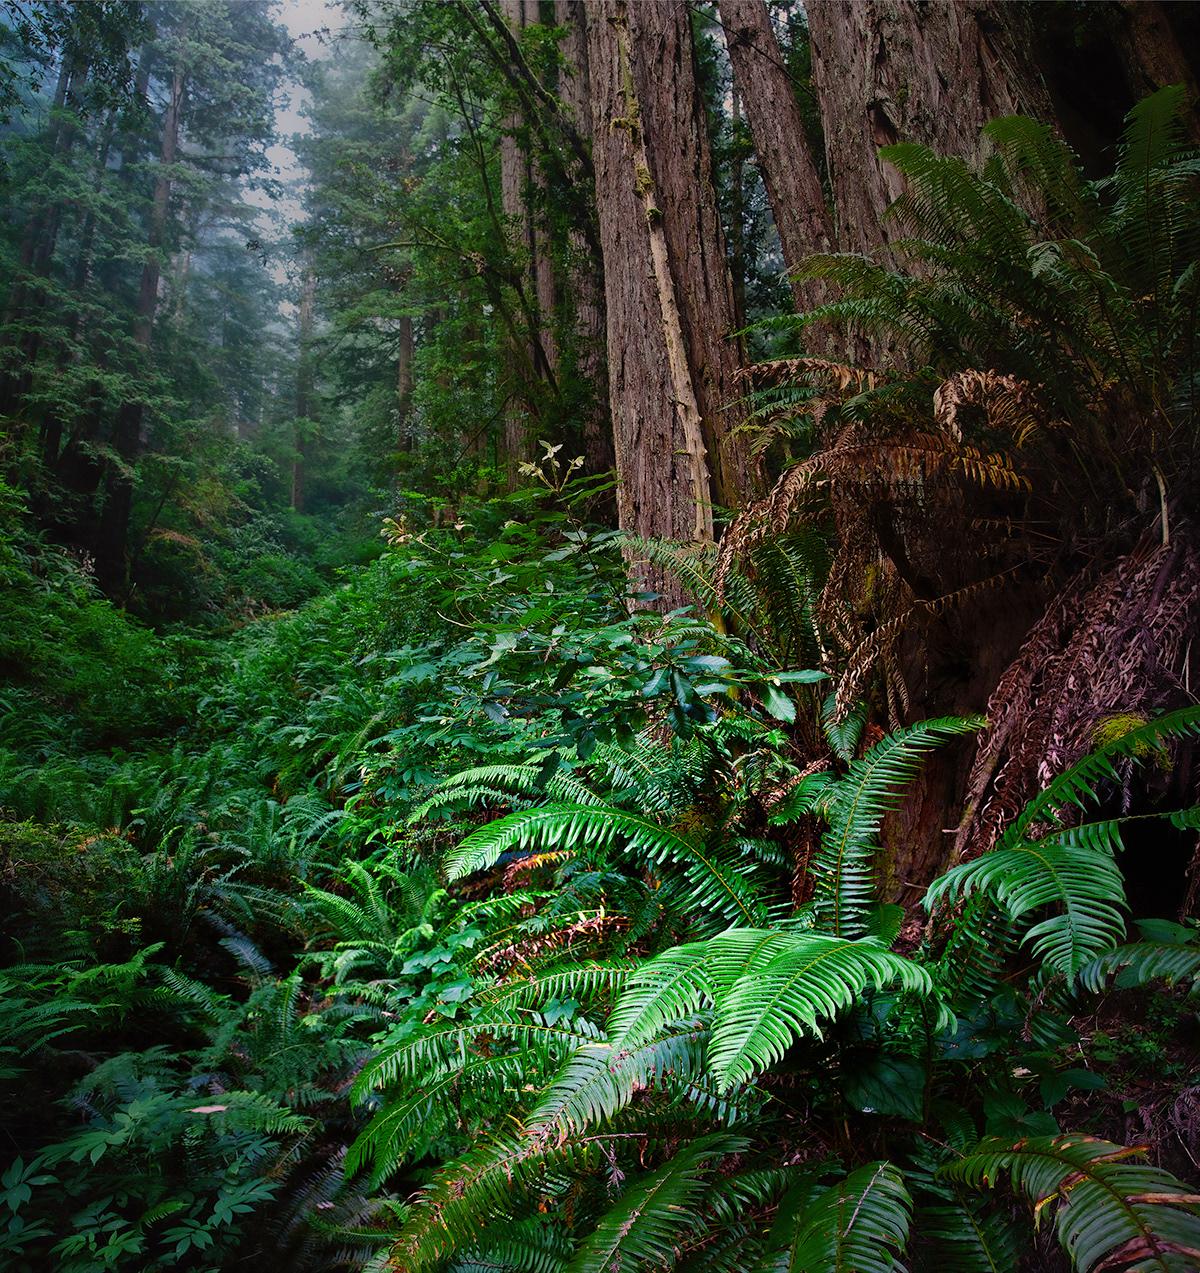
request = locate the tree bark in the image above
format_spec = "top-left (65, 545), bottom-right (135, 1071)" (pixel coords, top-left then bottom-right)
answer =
top-left (1118, 1), bottom-right (1200, 139)
top-left (96, 54), bottom-right (186, 595)
top-left (396, 310), bottom-right (414, 451)
top-left (718, 0), bottom-right (833, 311)
top-left (292, 262), bottom-right (316, 512)
top-left (554, 0), bottom-right (612, 478)
top-left (627, 0), bottom-right (751, 513)
top-left (587, 0), bottom-right (749, 604)
top-left (806, 0), bottom-right (1052, 260)
top-left (523, 0), bottom-right (558, 378)
top-left (0, 46), bottom-right (91, 418)
top-left (500, 0), bottom-right (535, 484)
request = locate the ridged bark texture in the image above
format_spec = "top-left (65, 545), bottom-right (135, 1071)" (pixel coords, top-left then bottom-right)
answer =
top-left (806, 0), bottom-right (1052, 258)
top-left (718, 0), bottom-right (833, 310)
top-left (500, 0), bottom-right (534, 483)
top-left (554, 0), bottom-right (613, 477)
top-left (587, 0), bottom-right (750, 605)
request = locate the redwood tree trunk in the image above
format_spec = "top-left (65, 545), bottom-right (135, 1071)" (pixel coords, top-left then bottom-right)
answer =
top-left (803, 0), bottom-right (1058, 890)
top-left (292, 263), bottom-right (316, 512)
top-left (588, 0), bottom-right (749, 605)
top-left (396, 311), bottom-right (414, 451)
top-left (500, 0), bottom-right (534, 485)
top-left (523, 0), bottom-right (558, 378)
top-left (806, 0), bottom-right (1052, 259)
top-left (554, 0), bottom-right (612, 478)
top-left (0, 47), bottom-right (90, 418)
top-left (718, 0), bottom-right (833, 310)
top-left (96, 56), bottom-right (186, 595)
top-left (627, 0), bottom-right (751, 513)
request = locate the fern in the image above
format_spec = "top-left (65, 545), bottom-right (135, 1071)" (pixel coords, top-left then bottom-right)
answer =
top-left (812, 716), bottom-right (984, 936)
top-left (763, 1161), bottom-right (912, 1272)
top-left (997, 706), bottom-right (1200, 851)
top-left (452, 1219), bottom-right (572, 1273)
top-left (1078, 922), bottom-right (1200, 994)
top-left (444, 803), bottom-right (769, 927)
top-left (926, 827), bottom-right (1127, 978)
top-left (568, 1133), bottom-right (748, 1271)
top-left (607, 928), bottom-right (934, 1093)
top-left (383, 1134), bottom-right (610, 1271)
top-left (947, 1134), bottom-right (1200, 1272)
top-left (912, 1196), bottom-right (1024, 1273)
top-left (524, 1028), bottom-right (717, 1142)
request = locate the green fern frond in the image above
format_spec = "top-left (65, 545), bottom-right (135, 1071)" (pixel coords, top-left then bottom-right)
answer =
top-left (352, 1011), bottom-right (603, 1099)
top-left (349, 1051), bottom-right (537, 1181)
top-left (1077, 931), bottom-right (1200, 994)
top-left (410, 763), bottom-right (603, 823)
top-left (385, 1133), bottom-right (608, 1271)
top-left (912, 1196), bottom-right (1024, 1273)
top-left (764, 1161), bottom-right (912, 1272)
top-left (814, 716), bottom-right (984, 936)
top-left (568, 1133), bottom-right (749, 1272)
top-left (444, 804), bottom-right (769, 927)
top-left (998, 706), bottom-right (1200, 851)
top-left (453, 1219), bottom-right (572, 1273)
top-left (525, 1029), bottom-right (709, 1142)
top-left (946, 1133), bottom-right (1200, 1272)
top-left (926, 832), bottom-right (1126, 978)
top-left (481, 961), bottom-right (639, 1011)
top-left (607, 928), bottom-right (934, 1093)
top-left (706, 931), bottom-right (934, 1091)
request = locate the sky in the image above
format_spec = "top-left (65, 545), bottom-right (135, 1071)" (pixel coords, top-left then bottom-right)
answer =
top-left (270, 0), bottom-right (333, 186)
top-left (246, 0), bottom-right (339, 287)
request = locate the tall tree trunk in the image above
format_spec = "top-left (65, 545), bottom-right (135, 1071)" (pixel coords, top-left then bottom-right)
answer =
top-left (628, 0), bottom-right (750, 513)
top-left (396, 311), bottom-right (414, 451)
top-left (1117, 1), bottom-right (1200, 138)
top-left (554, 0), bottom-right (612, 478)
top-left (292, 262), bottom-right (316, 512)
top-left (588, 0), bottom-right (749, 605)
top-left (802, 0), bottom-right (1058, 892)
top-left (0, 47), bottom-right (91, 418)
top-left (95, 55), bottom-right (186, 596)
top-left (718, 0), bottom-right (833, 312)
top-left (523, 0), bottom-right (558, 378)
top-left (38, 111), bottom-right (117, 480)
top-left (728, 80), bottom-right (747, 328)
top-left (500, 0), bottom-right (535, 485)
top-left (806, 0), bottom-right (1052, 260)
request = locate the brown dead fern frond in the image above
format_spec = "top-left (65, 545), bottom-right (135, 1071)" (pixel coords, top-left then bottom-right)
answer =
top-left (736, 356), bottom-right (876, 395)
top-left (831, 569), bottom-right (1020, 719)
top-left (955, 522), bottom-right (1200, 860)
top-left (933, 369), bottom-right (1051, 446)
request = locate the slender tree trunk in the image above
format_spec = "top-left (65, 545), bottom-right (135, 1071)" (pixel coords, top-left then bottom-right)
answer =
top-left (554, 0), bottom-right (612, 478)
top-left (728, 80), bottom-right (747, 328)
top-left (292, 262), bottom-right (316, 512)
top-left (396, 311), bottom-right (414, 451)
top-left (95, 55), bottom-right (186, 595)
top-left (588, 0), bottom-right (749, 605)
top-left (718, 0), bottom-right (833, 312)
top-left (39, 111), bottom-right (117, 474)
top-left (0, 48), bottom-right (91, 418)
top-left (523, 0), bottom-right (558, 378)
top-left (500, 0), bottom-right (534, 485)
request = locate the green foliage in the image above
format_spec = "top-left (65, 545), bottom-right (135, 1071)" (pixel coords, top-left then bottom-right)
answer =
top-left (2, 22), bottom-right (1198, 1264)
top-left (764, 1161), bottom-right (912, 1272)
top-left (946, 1134), bottom-right (1200, 1273)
